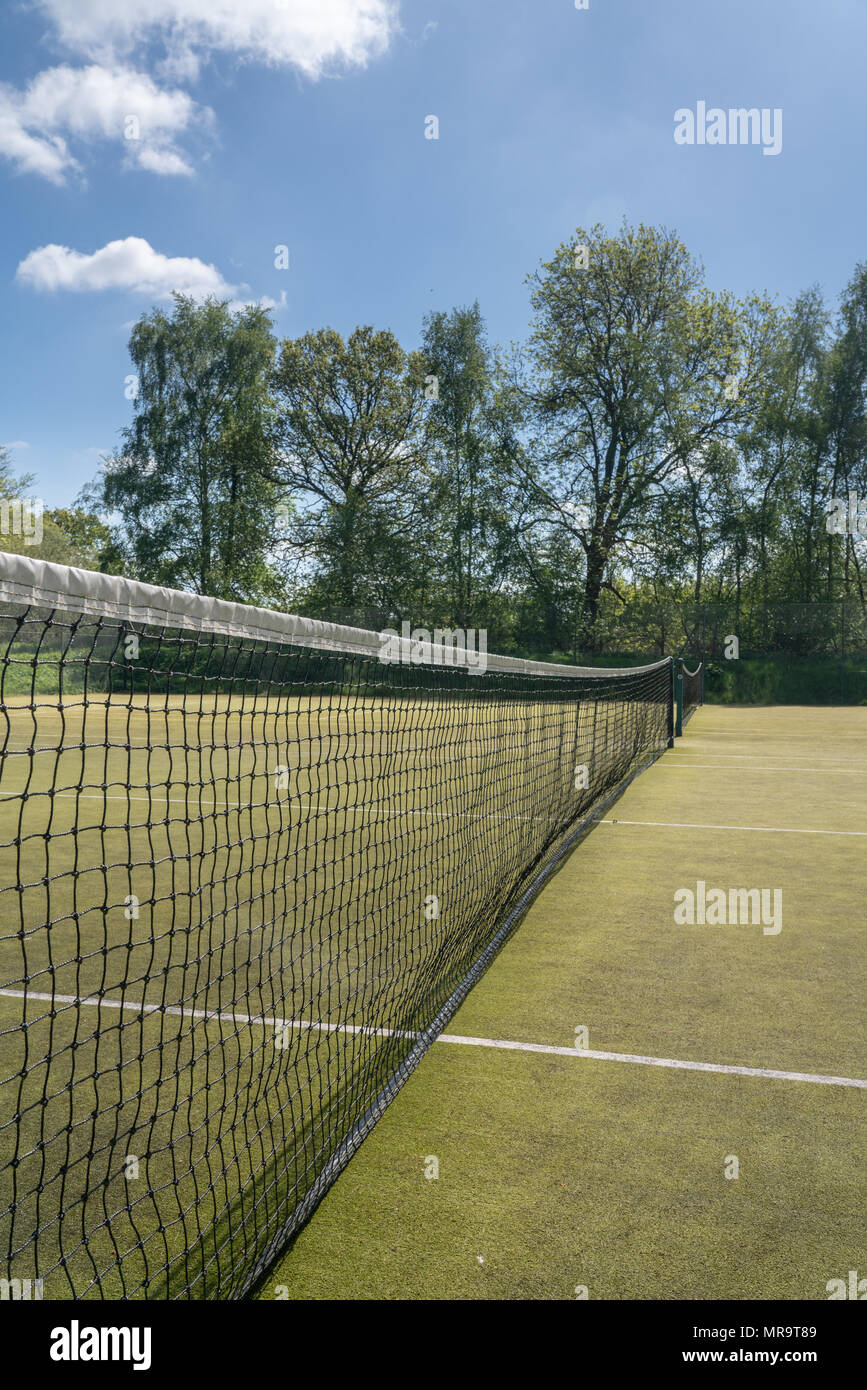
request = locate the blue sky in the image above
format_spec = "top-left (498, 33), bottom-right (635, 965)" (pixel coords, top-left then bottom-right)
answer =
top-left (2, 0), bottom-right (865, 507)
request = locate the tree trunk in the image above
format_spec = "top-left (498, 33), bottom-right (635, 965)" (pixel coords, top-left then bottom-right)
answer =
top-left (578, 535), bottom-right (606, 652)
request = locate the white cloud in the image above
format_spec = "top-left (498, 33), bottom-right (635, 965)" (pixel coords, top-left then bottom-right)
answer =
top-left (35, 0), bottom-right (400, 80)
top-left (8, 4), bottom-right (397, 181)
top-left (0, 103), bottom-right (72, 182)
top-left (16, 236), bottom-right (235, 299)
top-left (0, 64), bottom-right (209, 182)
top-left (2, 441), bottom-right (31, 450)
top-left (134, 145), bottom-right (194, 176)
top-left (228, 289), bottom-right (287, 314)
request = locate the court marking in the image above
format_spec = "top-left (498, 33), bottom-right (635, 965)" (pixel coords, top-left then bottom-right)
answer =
top-left (1, 988), bottom-right (864, 1090)
top-left (656, 764), bottom-right (865, 773)
top-left (669, 752), bottom-right (867, 763)
top-left (2, 787), bottom-right (862, 836)
top-left (595, 818), bottom-right (867, 837)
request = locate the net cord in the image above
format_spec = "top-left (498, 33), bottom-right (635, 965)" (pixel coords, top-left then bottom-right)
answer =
top-left (0, 552), bottom-right (668, 680)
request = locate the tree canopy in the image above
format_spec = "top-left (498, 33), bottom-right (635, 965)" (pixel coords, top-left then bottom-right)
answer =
top-left (58, 224), bottom-right (867, 662)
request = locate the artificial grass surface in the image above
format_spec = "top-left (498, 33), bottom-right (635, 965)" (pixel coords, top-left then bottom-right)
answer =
top-left (258, 1045), bottom-right (863, 1301)
top-left (0, 674), bottom-right (670, 1298)
top-left (259, 705), bottom-right (867, 1300)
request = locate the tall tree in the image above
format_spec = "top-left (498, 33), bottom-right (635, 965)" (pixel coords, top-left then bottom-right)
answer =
top-left (272, 325), bottom-right (428, 621)
top-left (738, 289), bottom-right (829, 619)
top-left (822, 264), bottom-right (867, 608)
top-left (420, 303), bottom-right (514, 627)
top-left (520, 222), bottom-right (774, 648)
top-left (96, 294), bottom-right (282, 601)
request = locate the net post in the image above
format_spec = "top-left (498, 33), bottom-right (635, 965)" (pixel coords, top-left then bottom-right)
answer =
top-left (667, 656), bottom-right (676, 747)
top-left (674, 658), bottom-right (684, 737)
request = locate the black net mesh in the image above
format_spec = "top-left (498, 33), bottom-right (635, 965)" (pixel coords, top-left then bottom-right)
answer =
top-left (0, 585), bottom-right (672, 1299)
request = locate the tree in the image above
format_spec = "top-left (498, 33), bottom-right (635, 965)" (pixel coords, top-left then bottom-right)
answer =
top-left (48, 507), bottom-right (117, 569)
top-left (821, 265), bottom-right (867, 608)
top-left (521, 222), bottom-right (775, 649)
top-left (0, 448), bottom-right (113, 566)
top-left (94, 294), bottom-right (283, 602)
top-left (0, 446), bottom-right (35, 504)
top-left (738, 289), bottom-right (829, 619)
top-left (420, 303), bottom-right (516, 627)
top-left (272, 325), bottom-right (429, 621)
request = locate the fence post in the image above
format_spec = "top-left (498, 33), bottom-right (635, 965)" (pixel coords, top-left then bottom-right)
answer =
top-left (674, 657), bottom-right (684, 737)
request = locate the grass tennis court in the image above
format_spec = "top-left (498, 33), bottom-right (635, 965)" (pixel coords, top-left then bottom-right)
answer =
top-left (257, 704), bottom-right (866, 1300)
top-left (0, 651), bottom-right (669, 1299)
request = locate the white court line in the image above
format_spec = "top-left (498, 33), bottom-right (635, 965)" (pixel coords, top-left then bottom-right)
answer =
top-left (1, 989), bottom-right (863, 1090)
top-left (3, 789), bottom-right (863, 836)
top-left (595, 817), bottom-right (867, 837)
top-left (437, 1034), bottom-right (867, 1088)
top-left (657, 764), bottom-right (865, 773)
top-left (0, 989), bottom-right (409, 1040)
top-left (669, 756), bottom-right (867, 767)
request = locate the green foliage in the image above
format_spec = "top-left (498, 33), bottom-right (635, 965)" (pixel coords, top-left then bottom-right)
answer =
top-left (11, 224), bottom-right (867, 706)
top-left (94, 295), bottom-right (286, 602)
top-left (705, 656), bottom-right (867, 705)
top-left (0, 446), bottom-right (35, 500)
top-left (0, 447), bottom-right (115, 567)
top-left (419, 303), bottom-right (519, 628)
top-left (522, 221), bottom-right (777, 647)
top-left (45, 508), bottom-right (116, 568)
top-left (272, 324), bottom-right (430, 621)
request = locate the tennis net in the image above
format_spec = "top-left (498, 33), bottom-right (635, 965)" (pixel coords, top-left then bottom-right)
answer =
top-left (682, 660), bottom-right (703, 725)
top-left (0, 554), bottom-right (672, 1300)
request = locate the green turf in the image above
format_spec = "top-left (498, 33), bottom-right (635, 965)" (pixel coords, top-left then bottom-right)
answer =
top-left (255, 1046), bottom-right (863, 1301)
top-left (258, 705), bottom-right (867, 1300)
top-left (0, 673), bottom-right (669, 1299)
